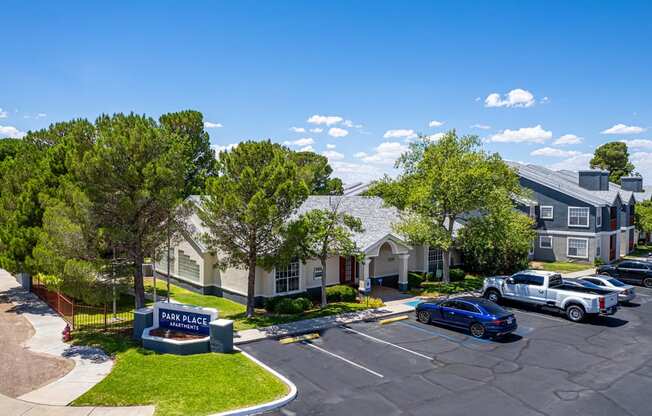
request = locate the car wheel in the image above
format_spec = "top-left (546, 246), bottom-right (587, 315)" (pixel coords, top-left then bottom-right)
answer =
top-left (565, 304), bottom-right (585, 322)
top-left (484, 289), bottom-right (501, 304)
top-left (469, 322), bottom-right (486, 339)
top-left (643, 278), bottom-right (652, 288)
top-left (417, 310), bottom-right (431, 324)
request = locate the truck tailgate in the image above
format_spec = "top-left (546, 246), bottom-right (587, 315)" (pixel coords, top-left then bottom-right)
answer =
top-left (604, 291), bottom-right (618, 308)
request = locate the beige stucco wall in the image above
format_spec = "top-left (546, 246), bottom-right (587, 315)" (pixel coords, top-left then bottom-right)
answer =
top-left (154, 236), bottom-right (206, 286)
top-left (372, 243), bottom-right (400, 277)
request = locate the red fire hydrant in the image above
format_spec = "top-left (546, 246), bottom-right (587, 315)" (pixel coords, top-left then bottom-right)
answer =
top-left (62, 324), bottom-right (72, 342)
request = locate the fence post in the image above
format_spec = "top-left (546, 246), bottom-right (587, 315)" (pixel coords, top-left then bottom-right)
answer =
top-left (104, 304), bottom-right (108, 331)
top-left (72, 300), bottom-right (75, 330)
top-left (57, 290), bottom-right (60, 314)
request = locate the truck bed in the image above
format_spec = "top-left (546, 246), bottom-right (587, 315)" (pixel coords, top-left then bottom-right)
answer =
top-left (552, 284), bottom-right (615, 296)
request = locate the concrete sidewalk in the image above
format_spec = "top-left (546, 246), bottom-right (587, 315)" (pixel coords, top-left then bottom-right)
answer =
top-left (1, 393), bottom-right (154, 416)
top-left (234, 300), bottom-right (416, 344)
top-left (562, 268), bottom-right (597, 278)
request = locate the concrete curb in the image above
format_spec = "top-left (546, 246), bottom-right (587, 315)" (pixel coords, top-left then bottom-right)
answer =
top-left (209, 348), bottom-right (297, 416)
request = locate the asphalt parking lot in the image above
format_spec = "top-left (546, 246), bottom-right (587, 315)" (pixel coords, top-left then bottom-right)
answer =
top-left (242, 287), bottom-right (652, 416)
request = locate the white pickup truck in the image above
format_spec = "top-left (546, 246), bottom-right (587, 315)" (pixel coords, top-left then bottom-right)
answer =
top-left (483, 270), bottom-right (619, 322)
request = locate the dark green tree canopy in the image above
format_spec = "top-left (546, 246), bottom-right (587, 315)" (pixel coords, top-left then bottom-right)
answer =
top-left (290, 151), bottom-right (343, 195)
top-left (590, 141), bottom-right (635, 182)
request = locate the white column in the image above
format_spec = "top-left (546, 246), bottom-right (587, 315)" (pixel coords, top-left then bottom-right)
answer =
top-left (358, 258), bottom-right (371, 293)
top-left (398, 253), bottom-right (409, 291)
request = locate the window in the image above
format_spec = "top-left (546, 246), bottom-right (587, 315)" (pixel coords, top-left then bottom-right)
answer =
top-left (527, 275), bottom-right (544, 286)
top-left (275, 258), bottom-right (300, 294)
top-left (621, 262), bottom-right (646, 270)
top-left (510, 274), bottom-right (529, 284)
top-left (455, 302), bottom-right (481, 314)
top-left (539, 235), bottom-right (553, 249)
top-left (568, 207), bottom-right (589, 227)
top-left (584, 278), bottom-right (604, 286)
top-left (597, 208), bottom-right (602, 227)
top-left (596, 241), bottom-right (601, 257)
top-left (540, 206), bottom-right (554, 219)
top-left (177, 250), bottom-right (200, 281)
top-left (313, 266), bottom-right (323, 281)
top-left (567, 238), bottom-right (588, 258)
top-left (428, 247), bottom-right (444, 277)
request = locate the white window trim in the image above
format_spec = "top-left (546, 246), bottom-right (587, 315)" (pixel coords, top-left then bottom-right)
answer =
top-left (567, 237), bottom-right (589, 259)
top-left (539, 235), bottom-right (553, 249)
top-left (568, 206), bottom-right (590, 228)
top-left (596, 208), bottom-right (602, 227)
top-left (540, 206), bottom-right (554, 220)
top-left (272, 260), bottom-right (303, 296)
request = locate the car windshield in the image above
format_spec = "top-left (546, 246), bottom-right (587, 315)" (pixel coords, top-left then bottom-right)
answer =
top-left (607, 278), bottom-right (626, 287)
top-left (478, 300), bottom-right (508, 316)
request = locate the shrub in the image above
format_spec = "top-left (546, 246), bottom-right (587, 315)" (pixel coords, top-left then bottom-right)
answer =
top-left (361, 297), bottom-right (384, 308)
top-left (594, 257), bottom-right (605, 267)
top-left (449, 268), bottom-right (466, 282)
top-left (326, 285), bottom-right (357, 302)
top-left (266, 296), bottom-right (313, 314)
top-left (408, 272), bottom-right (427, 289)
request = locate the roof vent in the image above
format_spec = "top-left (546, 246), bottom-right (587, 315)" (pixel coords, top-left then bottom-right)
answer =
top-left (578, 170), bottom-right (609, 191)
top-left (621, 176), bottom-right (643, 192)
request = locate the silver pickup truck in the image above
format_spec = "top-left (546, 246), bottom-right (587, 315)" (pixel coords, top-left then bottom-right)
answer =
top-left (483, 270), bottom-right (619, 322)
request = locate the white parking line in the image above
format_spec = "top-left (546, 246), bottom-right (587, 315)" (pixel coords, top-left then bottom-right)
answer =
top-left (507, 308), bottom-right (571, 324)
top-left (303, 341), bottom-right (384, 378)
top-left (341, 326), bottom-right (434, 360)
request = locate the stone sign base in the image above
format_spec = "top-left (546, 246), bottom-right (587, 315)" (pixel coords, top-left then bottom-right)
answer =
top-left (134, 306), bottom-right (234, 355)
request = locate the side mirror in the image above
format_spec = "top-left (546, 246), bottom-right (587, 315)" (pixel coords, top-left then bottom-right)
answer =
top-left (505, 277), bottom-right (515, 285)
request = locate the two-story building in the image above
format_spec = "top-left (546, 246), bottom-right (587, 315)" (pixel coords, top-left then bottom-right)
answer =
top-left (509, 162), bottom-right (636, 263)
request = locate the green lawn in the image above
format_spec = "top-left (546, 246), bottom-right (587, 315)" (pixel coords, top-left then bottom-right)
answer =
top-left (529, 261), bottom-right (594, 273)
top-left (71, 332), bottom-right (287, 416)
top-left (626, 244), bottom-right (652, 258)
top-left (145, 278), bottom-right (374, 331)
top-left (410, 275), bottom-right (484, 297)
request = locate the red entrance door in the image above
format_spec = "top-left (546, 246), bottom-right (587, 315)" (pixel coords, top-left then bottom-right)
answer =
top-left (339, 256), bottom-right (357, 284)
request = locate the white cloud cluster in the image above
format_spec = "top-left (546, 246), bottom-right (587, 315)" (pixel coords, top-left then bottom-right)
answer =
top-left (355, 141), bottom-right (408, 165)
top-left (487, 125), bottom-right (552, 143)
top-left (309, 128), bottom-right (323, 133)
top-left (211, 143), bottom-right (237, 155)
top-left (283, 137), bottom-right (314, 147)
top-left (342, 120), bottom-right (363, 128)
top-left (289, 126), bottom-right (306, 133)
top-left (531, 147), bottom-right (580, 158)
top-left (471, 124), bottom-right (491, 130)
top-left (322, 150), bottom-right (344, 160)
top-left (326, 143), bottom-right (336, 149)
top-left (620, 139), bottom-right (652, 149)
top-left (601, 123), bottom-right (646, 135)
top-left (426, 132), bottom-right (445, 142)
top-left (204, 121), bottom-right (223, 128)
top-left (428, 120), bottom-right (444, 128)
top-left (328, 127), bottom-right (349, 138)
top-left (307, 115), bottom-right (343, 126)
top-left (484, 89), bottom-right (535, 108)
top-left (0, 125), bottom-right (26, 138)
top-left (631, 152), bottom-right (652, 179)
top-left (0, 108), bottom-right (8, 118)
top-left (547, 153), bottom-right (593, 171)
top-left (553, 134), bottom-right (583, 146)
top-left (383, 129), bottom-right (417, 140)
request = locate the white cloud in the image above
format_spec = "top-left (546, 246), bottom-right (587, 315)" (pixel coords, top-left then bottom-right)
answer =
top-left (471, 124), bottom-right (491, 130)
top-left (299, 145), bottom-right (314, 152)
top-left (0, 125), bottom-right (26, 138)
top-left (326, 143), bottom-right (336, 149)
top-left (530, 147), bottom-right (580, 158)
top-left (36, 113), bottom-right (47, 118)
top-left (322, 150), bottom-right (344, 160)
top-left (309, 128), bottom-right (323, 133)
top-left (342, 120), bottom-right (363, 128)
top-left (330, 161), bottom-right (386, 184)
top-left (211, 143), bottom-right (237, 155)
top-left (307, 115), bottom-right (343, 126)
top-left (547, 153), bottom-right (593, 171)
top-left (289, 126), bottom-right (306, 133)
top-left (553, 134), bottom-right (583, 146)
top-left (283, 137), bottom-right (315, 147)
top-left (328, 127), bottom-right (349, 138)
top-left (428, 120), bottom-right (444, 128)
top-left (631, 152), bottom-right (652, 179)
top-left (426, 132), bottom-right (445, 142)
top-left (204, 121), bottom-right (223, 128)
top-left (484, 88), bottom-right (536, 108)
top-left (383, 129), bottom-right (417, 140)
top-left (540, 96), bottom-right (550, 104)
top-left (487, 125), bottom-right (552, 143)
top-left (356, 141), bottom-right (408, 165)
top-left (601, 123), bottom-right (646, 135)
top-left (0, 108), bottom-right (8, 118)
top-left (620, 139), bottom-right (652, 149)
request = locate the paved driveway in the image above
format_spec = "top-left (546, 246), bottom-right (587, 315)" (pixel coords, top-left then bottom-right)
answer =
top-left (242, 287), bottom-right (652, 416)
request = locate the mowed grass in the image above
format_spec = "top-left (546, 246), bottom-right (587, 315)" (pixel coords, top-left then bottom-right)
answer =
top-left (412, 275), bottom-right (484, 297)
top-left (72, 332), bottom-right (287, 416)
top-left (529, 261), bottom-right (594, 273)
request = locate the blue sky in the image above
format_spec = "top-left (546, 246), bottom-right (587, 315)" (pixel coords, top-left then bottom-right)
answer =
top-left (2, 1), bottom-right (652, 183)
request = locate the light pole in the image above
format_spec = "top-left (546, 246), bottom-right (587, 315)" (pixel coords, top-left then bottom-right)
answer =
top-left (166, 217), bottom-right (171, 302)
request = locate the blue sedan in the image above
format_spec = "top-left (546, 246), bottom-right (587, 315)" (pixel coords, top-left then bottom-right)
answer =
top-left (415, 296), bottom-right (517, 339)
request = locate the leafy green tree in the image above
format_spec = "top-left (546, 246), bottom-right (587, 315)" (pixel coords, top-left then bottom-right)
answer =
top-left (635, 200), bottom-right (652, 239)
top-left (590, 142), bottom-right (635, 182)
top-left (290, 151), bottom-right (343, 195)
top-left (284, 198), bottom-right (363, 306)
top-left (458, 192), bottom-right (535, 275)
top-left (198, 141), bottom-right (309, 317)
top-left (159, 110), bottom-right (217, 196)
top-left (369, 131), bottom-right (522, 283)
top-left (77, 113), bottom-right (189, 308)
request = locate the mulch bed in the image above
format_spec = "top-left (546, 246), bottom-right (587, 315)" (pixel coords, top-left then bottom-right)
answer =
top-left (149, 328), bottom-right (206, 340)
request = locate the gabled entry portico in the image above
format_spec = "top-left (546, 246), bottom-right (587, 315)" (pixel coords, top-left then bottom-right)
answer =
top-left (357, 234), bottom-right (412, 293)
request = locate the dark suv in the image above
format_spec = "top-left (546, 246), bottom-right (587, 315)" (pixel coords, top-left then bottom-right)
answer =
top-left (597, 260), bottom-right (652, 288)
